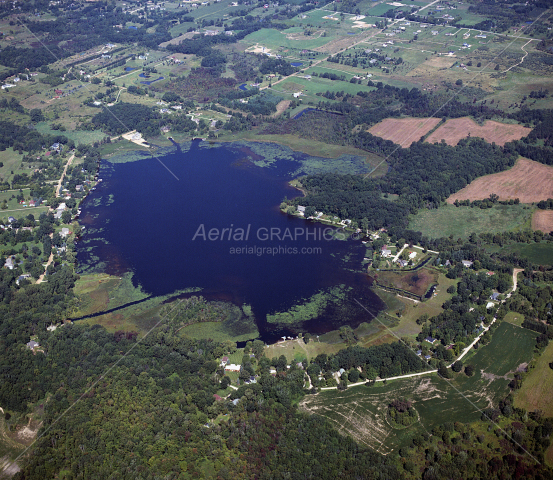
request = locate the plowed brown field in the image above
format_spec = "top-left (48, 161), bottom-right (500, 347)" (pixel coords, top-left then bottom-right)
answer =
top-left (446, 158), bottom-right (553, 204)
top-left (532, 210), bottom-right (553, 233)
top-left (426, 117), bottom-right (531, 146)
top-left (368, 117), bottom-right (441, 147)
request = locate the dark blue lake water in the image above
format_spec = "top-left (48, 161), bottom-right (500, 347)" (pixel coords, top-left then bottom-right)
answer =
top-left (77, 141), bottom-right (383, 342)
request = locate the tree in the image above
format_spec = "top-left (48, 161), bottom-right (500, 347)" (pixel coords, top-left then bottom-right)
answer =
top-left (30, 109), bottom-right (44, 123)
top-left (252, 340), bottom-right (264, 359)
top-left (447, 285), bottom-right (456, 294)
top-left (464, 364), bottom-right (475, 376)
top-left (61, 210), bottom-right (72, 224)
top-left (455, 79), bottom-right (463, 86)
top-left (438, 361), bottom-right (452, 379)
top-left (451, 361), bottom-right (463, 373)
top-left (348, 369), bottom-right (360, 383)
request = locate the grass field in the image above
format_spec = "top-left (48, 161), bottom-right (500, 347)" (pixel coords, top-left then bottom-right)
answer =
top-left (300, 322), bottom-right (536, 452)
top-left (496, 242), bottom-right (553, 266)
top-left (503, 311), bottom-right (524, 327)
top-left (408, 203), bottom-right (533, 239)
top-left (34, 122), bottom-right (106, 145)
top-left (515, 340), bottom-right (553, 418)
top-left (446, 158), bottom-right (553, 205)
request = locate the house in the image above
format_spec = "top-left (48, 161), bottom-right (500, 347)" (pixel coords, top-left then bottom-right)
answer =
top-left (461, 260), bottom-right (473, 267)
top-left (424, 355), bottom-right (431, 360)
top-left (16, 274), bottom-right (31, 285)
top-left (416, 350), bottom-right (422, 356)
top-left (4, 256), bottom-right (15, 270)
top-left (381, 247), bottom-right (392, 257)
top-left (490, 292), bottom-right (500, 301)
top-left (220, 356), bottom-right (229, 366)
top-left (425, 336), bottom-right (437, 344)
top-left (297, 205), bottom-right (306, 216)
top-left (445, 260), bottom-right (451, 267)
top-left (26, 340), bottom-right (39, 350)
top-left (75, 185), bottom-right (83, 192)
top-left (232, 398), bottom-right (240, 406)
top-left (397, 259), bottom-right (408, 267)
top-left (408, 251), bottom-right (417, 260)
top-left (486, 302), bottom-right (494, 309)
top-left (51, 143), bottom-right (62, 153)
top-left (8, 216), bottom-right (15, 223)
top-left (57, 202), bottom-right (66, 211)
top-left (60, 228), bottom-right (71, 237)
top-left (224, 363), bottom-right (241, 372)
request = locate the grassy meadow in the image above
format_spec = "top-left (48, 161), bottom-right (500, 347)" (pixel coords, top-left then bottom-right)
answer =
top-left (408, 204), bottom-right (534, 239)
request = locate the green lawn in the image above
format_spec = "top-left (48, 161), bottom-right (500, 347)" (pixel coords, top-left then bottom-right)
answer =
top-left (300, 322), bottom-right (536, 453)
top-left (408, 204), bottom-right (533, 239)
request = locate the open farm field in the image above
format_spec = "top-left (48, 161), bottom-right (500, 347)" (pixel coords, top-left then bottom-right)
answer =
top-left (300, 322), bottom-right (536, 452)
top-left (496, 242), bottom-right (553, 266)
top-left (515, 340), bottom-right (553, 418)
top-left (375, 267), bottom-right (437, 297)
top-left (408, 203), bottom-right (533, 239)
top-left (533, 210), bottom-right (553, 233)
top-left (368, 117), bottom-right (440, 147)
top-left (446, 158), bottom-right (553, 204)
top-left (426, 117), bottom-right (531, 146)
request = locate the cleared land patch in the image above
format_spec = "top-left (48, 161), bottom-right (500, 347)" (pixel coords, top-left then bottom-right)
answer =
top-left (532, 210), bottom-right (553, 233)
top-left (446, 158), bottom-right (553, 204)
top-left (368, 117), bottom-right (441, 147)
top-left (426, 117), bottom-right (531, 146)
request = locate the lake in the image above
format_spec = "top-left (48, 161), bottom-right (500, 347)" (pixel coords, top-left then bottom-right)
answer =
top-left (76, 141), bottom-right (385, 342)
